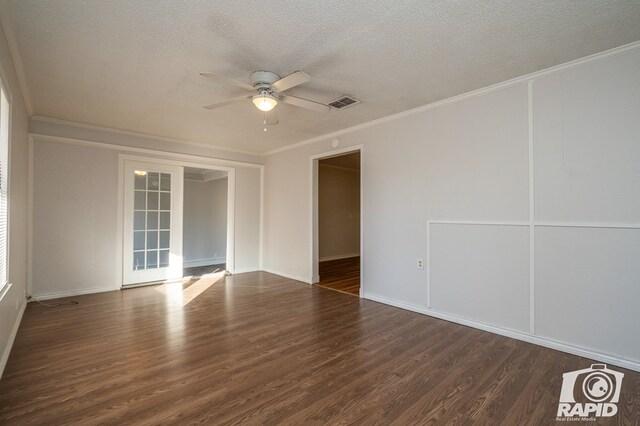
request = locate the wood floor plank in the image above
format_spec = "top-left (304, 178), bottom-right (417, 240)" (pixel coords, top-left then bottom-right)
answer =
top-left (0, 271), bottom-right (637, 424)
top-left (317, 256), bottom-right (360, 295)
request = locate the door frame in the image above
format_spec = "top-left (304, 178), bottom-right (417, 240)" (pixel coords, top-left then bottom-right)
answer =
top-left (309, 144), bottom-right (364, 297)
top-left (122, 160), bottom-right (184, 285)
top-left (117, 154), bottom-right (236, 288)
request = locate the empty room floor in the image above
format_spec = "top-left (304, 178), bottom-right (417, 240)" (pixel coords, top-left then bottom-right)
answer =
top-left (317, 256), bottom-right (360, 295)
top-left (0, 272), bottom-right (638, 424)
top-left (183, 263), bottom-right (226, 278)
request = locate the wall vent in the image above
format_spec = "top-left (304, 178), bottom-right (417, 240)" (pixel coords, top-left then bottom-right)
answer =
top-left (328, 95), bottom-right (360, 110)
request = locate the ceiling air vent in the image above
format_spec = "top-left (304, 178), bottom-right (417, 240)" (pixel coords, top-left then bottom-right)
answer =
top-left (328, 95), bottom-right (360, 110)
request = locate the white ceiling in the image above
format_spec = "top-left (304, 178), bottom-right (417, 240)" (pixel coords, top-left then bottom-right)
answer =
top-left (3, 1), bottom-right (640, 154)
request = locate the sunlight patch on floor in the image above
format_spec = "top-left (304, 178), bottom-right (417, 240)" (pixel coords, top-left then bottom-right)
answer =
top-left (182, 272), bottom-right (225, 305)
top-left (154, 271), bottom-right (225, 306)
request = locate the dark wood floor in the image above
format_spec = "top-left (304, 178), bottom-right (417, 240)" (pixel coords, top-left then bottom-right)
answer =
top-left (317, 256), bottom-right (360, 295)
top-left (0, 272), bottom-right (638, 424)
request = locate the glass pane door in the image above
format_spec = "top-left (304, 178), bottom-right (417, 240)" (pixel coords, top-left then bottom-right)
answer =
top-left (133, 171), bottom-right (171, 270)
top-left (123, 161), bottom-right (183, 285)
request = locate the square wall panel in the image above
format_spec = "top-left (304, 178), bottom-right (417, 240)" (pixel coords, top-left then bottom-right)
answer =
top-left (533, 51), bottom-right (640, 223)
top-left (430, 223), bottom-right (530, 332)
top-left (535, 226), bottom-right (640, 361)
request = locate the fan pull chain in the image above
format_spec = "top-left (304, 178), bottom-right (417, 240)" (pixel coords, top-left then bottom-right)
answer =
top-left (263, 112), bottom-right (267, 132)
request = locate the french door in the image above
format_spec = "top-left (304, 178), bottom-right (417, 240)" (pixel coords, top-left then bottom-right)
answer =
top-left (123, 160), bottom-right (184, 286)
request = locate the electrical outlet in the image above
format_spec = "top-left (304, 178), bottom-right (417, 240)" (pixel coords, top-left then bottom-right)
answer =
top-left (417, 258), bottom-right (424, 270)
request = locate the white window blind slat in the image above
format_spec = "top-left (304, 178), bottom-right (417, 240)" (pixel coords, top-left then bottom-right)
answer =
top-left (0, 86), bottom-right (9, 290)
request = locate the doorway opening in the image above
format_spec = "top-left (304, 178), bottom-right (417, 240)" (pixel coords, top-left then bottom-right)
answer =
top-left (182, 167), bottom-right (229, 279)
top-left (311, 150), bottom-right (361, 296)
top-left (120, 155), bottom-right (235, 289)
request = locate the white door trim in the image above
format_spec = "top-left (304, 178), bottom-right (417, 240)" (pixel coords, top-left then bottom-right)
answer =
top-left (309, 144), bottom-right (364, 297)
top-left (117, 154), bottom-right (236, 288)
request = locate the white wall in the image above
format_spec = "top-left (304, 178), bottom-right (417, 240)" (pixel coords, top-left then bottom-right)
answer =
top-left (32, 141), bottom-right (119, 296)
top-left (0, 20), bottom-right (29, 375)
top-left (233, 166), bottom-right (261, 273)
top-left (30, 137), bottom-right (261, 298)
top-left (263, 44), bottom-right (640, 370)
top-left (318, 164), bottom-right (360, 260)
top-left (183, 177), bottom-right (227, 267)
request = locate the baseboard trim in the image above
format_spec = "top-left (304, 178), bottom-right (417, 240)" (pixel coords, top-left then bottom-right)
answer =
top-left (230, 268), bottom-right (258, 274)
top-left (260, 268), bottom-right (311, 284)
top-left (31, 286), bottom-right (118, 301)
top-left (0, 300), bottom-right (27, 379)
top-left (364, 292), bottom-right (640, 373)
top-left (319, 253), bottom-right (359, 262)
top-left (184, 257), bottom-right (226, 268)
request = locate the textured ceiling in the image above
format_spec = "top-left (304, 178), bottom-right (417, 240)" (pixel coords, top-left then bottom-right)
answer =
top-left (3, 0), bottom-right (640, 154)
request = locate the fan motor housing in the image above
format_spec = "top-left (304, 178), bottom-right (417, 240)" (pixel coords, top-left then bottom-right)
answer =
top-left (250, 70), bottom-right (280, 89)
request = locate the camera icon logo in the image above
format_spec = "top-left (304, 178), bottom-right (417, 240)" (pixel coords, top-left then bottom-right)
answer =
top-left (557, 364), bottom-right (624, 419)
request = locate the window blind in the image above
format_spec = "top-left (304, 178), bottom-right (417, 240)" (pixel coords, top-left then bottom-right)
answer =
top-left (0, 87), bottom-right (9, 290)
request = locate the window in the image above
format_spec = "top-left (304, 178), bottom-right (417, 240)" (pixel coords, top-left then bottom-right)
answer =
top-left (0, 84), bottom-right (9, 293)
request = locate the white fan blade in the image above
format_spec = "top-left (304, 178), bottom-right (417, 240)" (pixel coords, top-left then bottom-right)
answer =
top-left (265, 109), bottom-right (279, 125)
top-left (280, 95), bottom-right (330, 113)
top-left (200, 72), bottom-right (255, 91)
top-left (272, 70), bottom-right (311, 92)
top-left (203, 96), bottom-right (251, 110)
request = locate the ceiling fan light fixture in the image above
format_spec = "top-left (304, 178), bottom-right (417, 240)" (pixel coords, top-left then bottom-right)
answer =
top-left (252, 92), bottom-right (278, 112)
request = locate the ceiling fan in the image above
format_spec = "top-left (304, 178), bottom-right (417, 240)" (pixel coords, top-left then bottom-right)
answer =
top-left (199, 70), bottom-right (331, 125)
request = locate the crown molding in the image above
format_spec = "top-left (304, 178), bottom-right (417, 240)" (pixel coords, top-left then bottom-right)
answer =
top-left (203, 169), bottom-right (228, 181)
top-left (30, 133), bottom-right (263, 169)
top-left (265, 39), bottom-right (640, 157)
top-left (30, 115), bottom-right (264, 160)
